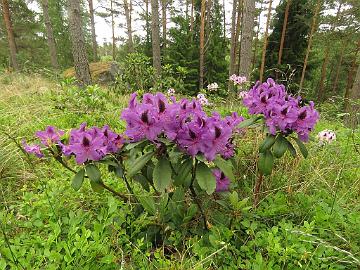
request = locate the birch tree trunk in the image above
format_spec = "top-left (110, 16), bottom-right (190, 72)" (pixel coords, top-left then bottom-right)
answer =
top-left (67, 0), bottom-right (92, 86)
top-left (41, 0), bottom-right (59, 69)
top-left (88, 0), bottom-right (98, 61)
top-left (299, 0), bottom-right (321, 90)
top-left (259, 0), bottom-right (272, 82)
top-left (239, 0), bottom-right (255, 79)
top-left (151, 0), bottom-right (162, 76)
top-left (1, 0), bottom-right (18, 70)
top-left (199, 0), bottom-right (206, 89)
top-left (124, 0), bottom-right (134, 52)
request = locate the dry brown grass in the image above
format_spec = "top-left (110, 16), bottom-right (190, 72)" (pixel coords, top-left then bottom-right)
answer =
top-left (63, 61), bottom-right (112, 81)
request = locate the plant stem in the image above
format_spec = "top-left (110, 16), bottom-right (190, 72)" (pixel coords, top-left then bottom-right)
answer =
top-left (253, 173), bottom-right (263, 208)
top-left (190, 159), bottom-right (209, 230)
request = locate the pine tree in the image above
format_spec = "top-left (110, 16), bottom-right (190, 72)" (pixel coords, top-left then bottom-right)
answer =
top-left (259, 0), bottom-right (272, 82)
top-left (239, 0), bottom-right (255, 79)
top-left (151, 0), bottom-right (162, 75)
top-left (88, 0), bottom-right (98, 61)
top-left (1, 0), bottom-right (18, 70)
top-left (41, 0), bottom-right (59, 69)
top-left (67, 0), bottom-right (92, 86)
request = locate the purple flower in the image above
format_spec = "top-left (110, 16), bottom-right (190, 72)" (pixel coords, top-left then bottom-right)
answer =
top-left (212, 169), bottom-right (230, 192)
top-left (121, 92), bottom-right (244, 160)
top-left (62, 123), bottom-right (123, 164)
top-left (243, 78), bottom-right (319, 142)
top-left (35, 126), bottom-right (64, 146)
top-left (22, 140), bottom-right (44, 158)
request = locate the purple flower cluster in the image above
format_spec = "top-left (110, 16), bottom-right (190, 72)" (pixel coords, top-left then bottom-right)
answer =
top-left (212, 169), bottom-right (230, 192)
top-left (243, 78), bottom-right (319, 141)
top-left (62, 123), bottom-right (124, 164)
top-left (121, 93), bottom-right (243, 160)
top-left (22, 126), bottom-right (64, 158)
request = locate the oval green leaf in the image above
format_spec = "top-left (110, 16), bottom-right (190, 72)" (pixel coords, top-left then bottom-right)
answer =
top-left (259, 135), bottom-right (276, 153)
top-left (128, 151), bottom-right (155, 177)
top-left (258, 150), bottom-right (274, 176)
top-left (71, 169), bottom-right (85, 191)
top-left (196, 162), bottom-right (216, 195)
top-left (153, 157), bottom-right (172, 193)
top-left (293, 137), bottom-right (308, 158)
top-left (174, 159), bottom-right (193, 186)
top-left (214, 156), bottom-right (235, 181)
top-left (273, 135), bottom-right (288, 158)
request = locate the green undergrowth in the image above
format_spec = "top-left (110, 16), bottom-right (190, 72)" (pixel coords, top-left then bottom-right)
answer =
top-left (0, 74), bottom-right (359, 269)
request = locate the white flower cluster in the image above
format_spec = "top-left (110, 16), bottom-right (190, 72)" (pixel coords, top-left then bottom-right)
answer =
top-left (229, 74), bottom-right (247, 85)
top-left (317, 129), bottom-right (336, 144)
top-left (238, 91), bottom-right (248, 99)
top-left (197, 93), bottom-right (210, 106)
top-left (167, 88), bottom-right (175, 95)
top-left (207, 82), bottom-right (219, 91)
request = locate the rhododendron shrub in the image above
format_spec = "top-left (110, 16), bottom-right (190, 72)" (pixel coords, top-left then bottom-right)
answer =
top-left (240, 78), bottom-right (319, 175)
top-left (22, 79), bottom-right (319, 228)
top-left (23, 92), bottom-right (243, 228)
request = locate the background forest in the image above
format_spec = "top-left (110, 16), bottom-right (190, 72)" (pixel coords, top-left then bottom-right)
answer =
top-left (0, 0), bottom-right (360, 269)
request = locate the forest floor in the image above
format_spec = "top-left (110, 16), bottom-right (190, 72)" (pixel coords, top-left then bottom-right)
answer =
top-left (0, 73), bottom-right (359, 269)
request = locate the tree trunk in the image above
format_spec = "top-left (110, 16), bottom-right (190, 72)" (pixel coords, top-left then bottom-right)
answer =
top-left (199, 0), bottom-right (206, 89)
top-left (145, 0), bottom-right (150, 45)
top-left (299, 0), bottom-right (321, 90)
top-left (229, 0), bottom-right (238, 82)
top-left (332, 46), bottom-right (345, 94)
top-left (252, 1), bottom-right (262, 71)
top-left (161, 0), bottom-right (166, 47)
top-left (88, 0), bottom-right (98, 61)
top-left (151, 0), bottom-right (162, 76)
top-left (235, 0), bottom-right (243, 74)
top-left (111, 0), bottom-right (116, 60)
top-left (1, 0), bottom-right (18, 70)
top-left (67, 0), bottom-right (92, 86)
top-left (344, 40), bottom-right (360, 126)
top-left (239, 0), bottom-right (255, 79)
top-left (190, 0), bottom-right (194, 33)
top-left (344, 61), bottom-right (360, 128)
top-left (259, 0), bottom-right (272, 82)
top-left (317, 1), bottom-right (342, 101)
top-left (124, 0), bottom-right (134, 52)
top-left (277, 0), bottom-right (290, 67)
top-left (223, 0), bottom-right (226, 41)
top-left (41, 0), bottom-right (59, 69)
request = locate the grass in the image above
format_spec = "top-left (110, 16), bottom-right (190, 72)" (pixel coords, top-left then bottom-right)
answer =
top-left (0, 73), bottom-right (359, 269)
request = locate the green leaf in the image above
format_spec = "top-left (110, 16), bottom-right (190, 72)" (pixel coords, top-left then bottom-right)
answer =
top-left (293, 137), bottom-right (308, 158)
top-left (258, 150), bottom-right (274, 176)
top-left (86, 164), bottom-right (103, 192)
top-left (273, 135), bottom-right (288, 158)
top-left (128, 151), bottom-right (154, 177)
top-left (228, 191), bottom-right (239, 207)
top-left (174, 159), bottom-right (193, 186)
top-left (183, 204), bottom-right (198, 223)
top-left (238, 116), bottom-right (261, 128)
top-left (138, 195), bottom-right (156, 215)
top-left (153, 157), bottom-right (172, 192)
top-left (286, 140), bottom-right (297, 157)
top-left (214, 156), bottom-right (235, 181)
top-left (196, 162), bottom-right (216, 195)
top-left (259, 134), bottom-right (276, 153)
top-left (71, 169), bottom-right (85, 191)
top-left (133, 174), bottom-right (150, 192)
top-left (86, 164), bottom-right (101, 182)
